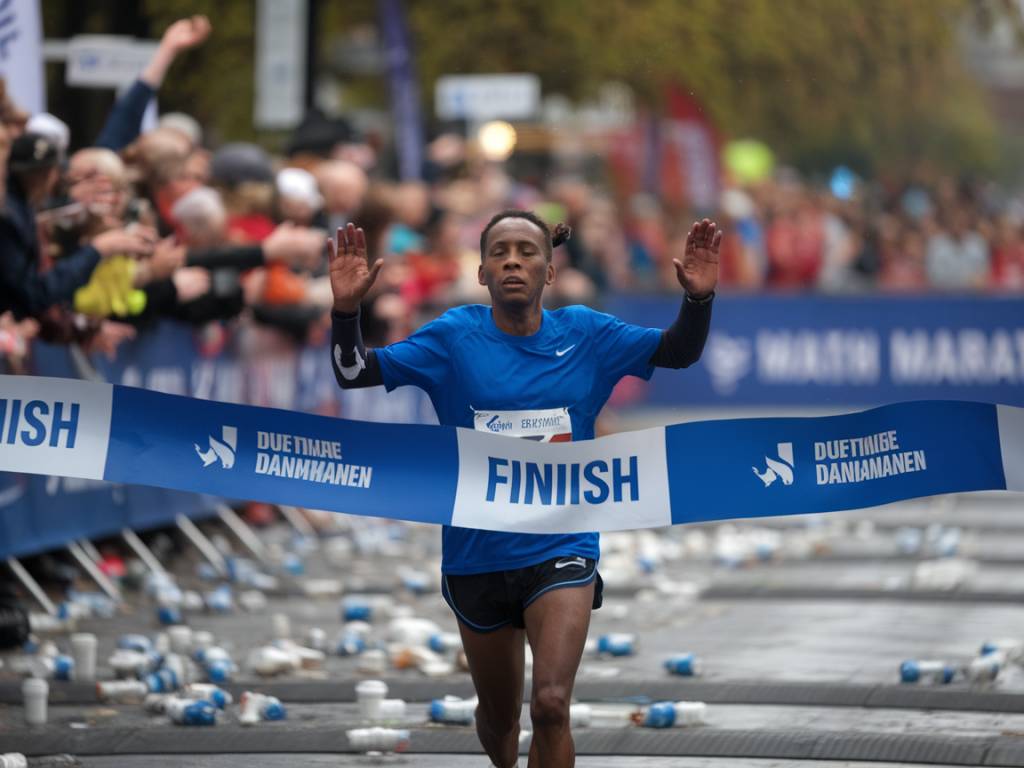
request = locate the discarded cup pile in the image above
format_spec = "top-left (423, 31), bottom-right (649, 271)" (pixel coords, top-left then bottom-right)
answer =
top-left (6, 506), bottom-right (1002, 760)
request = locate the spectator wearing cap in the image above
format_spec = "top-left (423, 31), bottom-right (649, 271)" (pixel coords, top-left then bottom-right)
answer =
top-left (210, 143), bottom-right (276, 243)
top-left (25, 113), bottom-right (70, 160)
top-left (275, 167), bottom-right (325, 228)
top-left (0, 133), bottom-right (152, 319)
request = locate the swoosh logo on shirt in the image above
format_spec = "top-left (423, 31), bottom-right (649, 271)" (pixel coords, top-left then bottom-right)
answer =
top-left (554, 557), bottom-right (587, 570)
top-left (555, 344), bottom-right (576, 357)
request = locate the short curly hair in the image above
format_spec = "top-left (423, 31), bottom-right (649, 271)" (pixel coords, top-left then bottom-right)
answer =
top-left (479, 209), bottom-right (571, 262)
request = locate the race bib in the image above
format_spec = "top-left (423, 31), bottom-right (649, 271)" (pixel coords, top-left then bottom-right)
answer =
top-left (472, 407), bottom-right (573, 442)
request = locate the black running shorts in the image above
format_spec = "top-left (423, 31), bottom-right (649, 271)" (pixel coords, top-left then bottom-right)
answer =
top-left (442, 556), bottom-right (603, 633)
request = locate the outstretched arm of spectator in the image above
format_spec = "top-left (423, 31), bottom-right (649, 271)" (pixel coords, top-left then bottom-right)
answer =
top-left (185, 223), bottom-right (326, 271)
top-left (0, 225), bottom-right (100, 319)
top-left (94, 15), bottom-right (212, 151)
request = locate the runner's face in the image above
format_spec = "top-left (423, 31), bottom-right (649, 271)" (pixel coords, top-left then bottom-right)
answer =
top-left (479, 218), bottom-right (555, 308)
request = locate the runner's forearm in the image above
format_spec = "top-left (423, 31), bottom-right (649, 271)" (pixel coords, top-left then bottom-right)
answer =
top-left (649, 292), bottom-right (713, 369)
top-left (330, 309), bottom-right (383, 389)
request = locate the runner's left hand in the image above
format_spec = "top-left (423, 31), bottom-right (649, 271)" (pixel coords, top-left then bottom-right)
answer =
top-left (673, 218), bottom-right (721, 300)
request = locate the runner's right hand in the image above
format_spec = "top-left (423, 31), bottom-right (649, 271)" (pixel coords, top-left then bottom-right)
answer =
top-left (328, 222), bottom-right (383, 314)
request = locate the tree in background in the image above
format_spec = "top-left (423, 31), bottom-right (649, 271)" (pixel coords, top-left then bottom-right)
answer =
top-left (42, 0), bottom-right (1010, 176)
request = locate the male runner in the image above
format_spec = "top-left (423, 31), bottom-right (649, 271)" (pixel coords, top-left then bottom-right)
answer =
top-left (329, 211), bottom-right (719, 768)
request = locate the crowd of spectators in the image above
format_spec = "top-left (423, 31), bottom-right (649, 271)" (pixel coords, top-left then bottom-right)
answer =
top-left (1, 15), bottom-right (1021, 376)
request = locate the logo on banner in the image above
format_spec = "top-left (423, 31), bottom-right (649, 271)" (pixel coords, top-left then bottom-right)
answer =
top-left (473, 407), bottom-right (572, 442)
top-left (753, 442), bottom-right (794, 487)
top-left (195, 426), bottom-right (237, 469)
top-left (705, 333), bottom-right (752, 394)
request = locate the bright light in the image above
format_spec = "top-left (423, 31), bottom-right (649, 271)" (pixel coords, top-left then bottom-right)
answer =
top-left (478, 121), bottom-right (517, 162)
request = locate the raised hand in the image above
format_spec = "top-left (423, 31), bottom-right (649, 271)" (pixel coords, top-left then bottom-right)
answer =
top-left (328, 223), bottom-right (383, 314)
top-left (160, 15), bottom-right (212, 54)
top-left (673, 218), bottom-right (721, 300)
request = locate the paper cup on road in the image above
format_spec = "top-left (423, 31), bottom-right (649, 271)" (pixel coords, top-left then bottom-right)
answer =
top-left (356, 679), bottom-right (388, 720)
top-left (22, 678), bottom-right (48, 726)
top-left (70, 633), bottom-right (97, 681)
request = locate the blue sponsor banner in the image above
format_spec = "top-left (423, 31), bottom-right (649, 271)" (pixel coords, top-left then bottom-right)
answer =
top-left (665, 400), bottom-right (1006, 525)
top-left (1, 321), bottom-right (431, 558)
top-left (1, 375), bottom-right (1022, 561)
top-left (607, 294), bottom-right (1024, 407)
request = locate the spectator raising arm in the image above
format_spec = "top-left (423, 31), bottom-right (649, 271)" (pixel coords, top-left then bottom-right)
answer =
top-left (95, 16), bottom-right (212, 151)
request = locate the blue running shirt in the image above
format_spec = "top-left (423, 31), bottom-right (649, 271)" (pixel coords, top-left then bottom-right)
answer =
top-left (375, 304), bottom-right (662, 575)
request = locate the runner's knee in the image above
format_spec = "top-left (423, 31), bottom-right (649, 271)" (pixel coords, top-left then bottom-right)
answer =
top-left (476, 698), bottom-right (520, 735)
top-left (530, 684), bottom-right (570, 729)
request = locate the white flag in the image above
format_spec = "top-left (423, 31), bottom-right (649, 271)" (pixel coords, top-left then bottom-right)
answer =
top-left (0, 0), bottom-right (45, 115)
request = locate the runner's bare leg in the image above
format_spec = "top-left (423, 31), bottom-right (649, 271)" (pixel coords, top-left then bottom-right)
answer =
top-left (524, 582), bottom-right (594, 768)
top-left (457, 622), bottom-right (525, 768)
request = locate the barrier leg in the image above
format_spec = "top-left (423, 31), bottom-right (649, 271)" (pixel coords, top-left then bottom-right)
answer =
top-left (175, 514), bottom-right (228, 577)
top-left (6, 557), bottom-right (57, 616)
top-left (121, 529), bottom-right (166, 574)
top-left (277, 504), bottom-right (317, 540)
top-left (67, 541), bottom-right (122, 603)
top-left (78, 539), bottom-right (103, 564)
top-left (216, 504), bottom-right (271, 565)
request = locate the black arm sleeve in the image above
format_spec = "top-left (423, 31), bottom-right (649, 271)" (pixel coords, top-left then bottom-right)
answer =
top-left (330, 309), bottom-right (384, 389)
top-left (649, 293), bottom-right (713, 369)
top-left (186, 244), bottom-right (265, 270)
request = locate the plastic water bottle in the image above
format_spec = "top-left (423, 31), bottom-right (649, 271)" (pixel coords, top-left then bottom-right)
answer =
top-left (34, 654), bottom-right (74, 681)
top-left (66, 591), bottom-right (118, 619)
top-left (967, 654), bottom-right (1001, 683)
top-left (96, 680), bottom-right (148, 703)
top-left (191, 631), bottom-right (215, 654)
top-left (157, 605), bottom-right (182, 626)
top-left (428, 632), bottom-right (462, 654)
top-left (429, 696), bottom-right (476, 725)
top-left (664, 653), bottom-right (701, 676)
top-left (109, 649), bottom-right (162, 677)
top-left (980, 639), bottom-right (1023, 662)
top-left (143, 667), bottom-right (179, 693)
top-left (167, 626), bottom-right (193, 655)
top-left (335, 630), bottom-right (367, 657)
top-left (341, 598), bottom-right (372, 622)
top-left (900, 660), bottom-right (955, 684)
top-left (346, 727), bottom-right (410, 753)
top-left (594, 633), bottom-right (635, 657)
top-left (634, 701), bottom-right (707, 728)
top-left (249, 645), bottom-right (298, 676)
top-left (183, 683), bottom-right (232, 709)
top-left (569, 703), bottom-right (592, 728)
top-left (166, 697), bottom-right (217, 726)
top-left (400, 570), bottom-right (431, 595)
top-left (205, 586), bottom-right (233, 613)
top-left (144, 693), bottom-right (173, 714)
top-left (238, 590), bottom-right (268, 613)
top-left (238, 691), bottom-right (287, 725)
top-left (204, 658), bottom-right (234, 684)
top-left (306, 627), bottom-right (327, 652)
